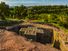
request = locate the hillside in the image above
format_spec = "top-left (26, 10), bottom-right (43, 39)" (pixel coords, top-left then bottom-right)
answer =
top-left (0, 1), bottom-right (68, 51)
top-left (0, 29), bottom-right (60, 51)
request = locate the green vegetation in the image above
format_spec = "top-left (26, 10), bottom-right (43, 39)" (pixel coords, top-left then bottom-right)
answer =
top-left (0, 2), bottom-right (68, 29)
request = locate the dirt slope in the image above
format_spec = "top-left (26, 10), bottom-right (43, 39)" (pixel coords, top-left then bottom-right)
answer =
top-left (0, 29), bottom-right (60, 51)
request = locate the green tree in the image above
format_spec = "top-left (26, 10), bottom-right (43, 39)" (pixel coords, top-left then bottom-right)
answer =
top-left (0, 2), bottom-right (9, 20)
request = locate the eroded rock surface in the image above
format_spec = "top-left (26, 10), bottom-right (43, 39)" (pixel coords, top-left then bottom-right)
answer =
top-left (0, 29), bottom-right (60, 51)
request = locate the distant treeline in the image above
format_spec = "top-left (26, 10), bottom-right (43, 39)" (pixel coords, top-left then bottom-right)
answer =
top-left (0, 2), bottom-right (68, 28)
